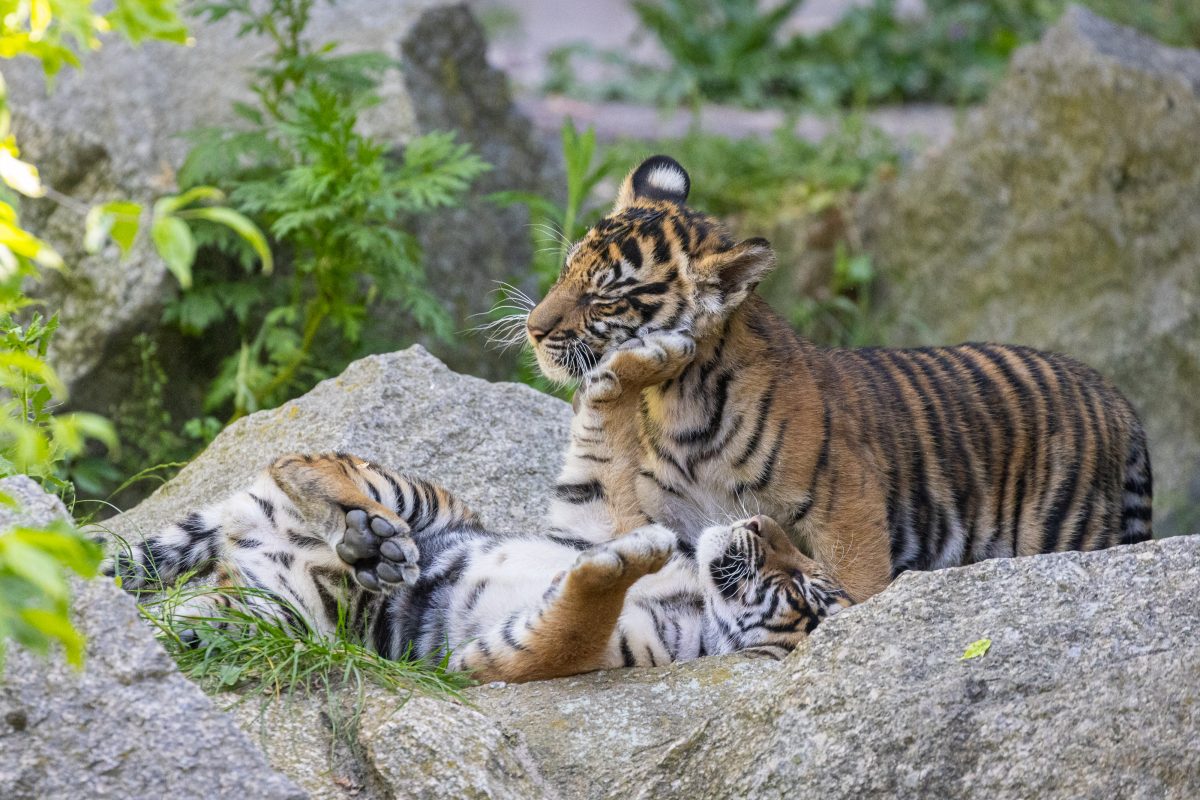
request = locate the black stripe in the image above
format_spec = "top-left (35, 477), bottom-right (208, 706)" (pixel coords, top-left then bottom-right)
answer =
top-left (1042, 369), bottom-right (1086, 553)
top-left (673, 371), bottom-right (734, 445)
top-left (620, 237), bottom-right (642, 269)
top-left (619, 632), bottom-right (636, 667)
top-left (966, 345), bottom-right (1038, 556)
top-left (501, 613), bottom-right (527, 651)
top-left (249, 494), bottom-right (276, 524)
top-left (735, 419), bottom-right (788, 494)
top-left (732, 381), bottom-right (776, 468)
top-left (885, 350), bottom-right (953, 566)
top-left (555, 481), bottom-right (605, 504)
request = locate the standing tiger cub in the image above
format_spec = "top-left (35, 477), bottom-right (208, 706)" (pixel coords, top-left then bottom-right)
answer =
top-left (530, 155), bottom-right (1152, 604)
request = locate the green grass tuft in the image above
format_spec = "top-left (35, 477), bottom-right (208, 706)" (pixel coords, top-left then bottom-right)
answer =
top-left (138, 580), bottom-right (474, 701)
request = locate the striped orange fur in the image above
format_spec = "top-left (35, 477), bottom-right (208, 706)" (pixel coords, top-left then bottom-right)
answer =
top-left (531, 156), bottom-right (1152, 604)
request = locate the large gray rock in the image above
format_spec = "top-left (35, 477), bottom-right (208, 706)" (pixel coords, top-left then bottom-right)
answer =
top-left (228, 689), bottom-right (555, 800)
top-left (107, 344), bottom-right (571, 544)
top-left (0, 476), bottom-right (303, 800)
top-left (104, 346), bottom-right (1199, 799)
top-left (474, 534), bottom-right (1200, 799)
top-left (10, 1), bottom-right (550, 417)
top-left (106, 344), bottom-right (571, 799)
top-left (856, 6), bottom-right (1200, 535)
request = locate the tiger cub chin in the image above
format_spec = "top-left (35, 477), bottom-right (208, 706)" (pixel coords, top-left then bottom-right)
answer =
top-left (528, 154), bottom-right (1153, 606)
top-left (108, 453), bottom-right (849, 683)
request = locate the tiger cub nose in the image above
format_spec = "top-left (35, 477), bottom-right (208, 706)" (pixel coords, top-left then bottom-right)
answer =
top-left (526, 314), bottom-right (561, 343)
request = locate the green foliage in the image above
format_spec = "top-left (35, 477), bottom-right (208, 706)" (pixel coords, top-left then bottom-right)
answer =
top-left (74, 333), bottom-right (207, 505)
top-left (489, 121), bottom-right (616, 397)
top-left (0, 517), bottom-right (101, 667)
top-left (0, 0), bottom-right (186, 80)
top-left (172, 0), bottom-right (488, 421)
top-left (608, 119), bottom-right (897, 218)
top-left (0, 314), bottom-right (116, 492)
top-left (139, 578), bottom-right (473, 699)
top-left (548, 0), bottom-right (1200, 109)
top-left (0, 0), bottom-right (241, 666)
top-left (788, 244), bottom-right (880, 347)
top-left (629, 0), bottom-right (804, 108)
top-left (492, 122), bottom-right (616, 294)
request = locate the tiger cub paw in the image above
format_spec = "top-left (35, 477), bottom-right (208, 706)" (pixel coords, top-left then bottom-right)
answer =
top-left (571, 525), bottom-right (676, 590)
top-left (336, 508), bottom-right (420, 592)
top-left (582, 330), bottom-right (696, 404)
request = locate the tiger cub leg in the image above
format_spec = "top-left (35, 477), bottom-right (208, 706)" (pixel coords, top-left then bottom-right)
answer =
top-left (806, 467), bottom-right (894, 604)
top-left (553, 331), bottom-right (696, 537)
top-left (268, 453), bottom-right (426, 591)
top-left (456, 525), bottom-right (676, 683)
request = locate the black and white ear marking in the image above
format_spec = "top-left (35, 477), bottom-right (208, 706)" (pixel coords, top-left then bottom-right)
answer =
top-left (631, 155), bottom-right (690, 204)
top-left (609, 155), bottom-right (692, 214)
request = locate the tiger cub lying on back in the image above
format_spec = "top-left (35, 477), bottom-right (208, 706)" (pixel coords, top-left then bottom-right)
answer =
top-left (110, 453), bottom-right (850, 682)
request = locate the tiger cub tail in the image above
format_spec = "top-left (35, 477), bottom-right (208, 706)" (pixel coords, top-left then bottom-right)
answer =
top-left (1120, 426), bottom-right (1153, 545)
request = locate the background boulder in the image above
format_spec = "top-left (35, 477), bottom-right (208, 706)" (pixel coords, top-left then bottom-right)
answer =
top-left (104, 347), bottom-right (1199, 799)
top-left (0, 476), bottom-right (304, 800)
top-left (856, 5), bottom-right (1200, 535)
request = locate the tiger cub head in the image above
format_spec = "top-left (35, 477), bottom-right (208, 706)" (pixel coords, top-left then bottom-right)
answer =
top-left (525, 155), bottom-right (776, 382)
top-left (698, 514), bottom-right (843, 653)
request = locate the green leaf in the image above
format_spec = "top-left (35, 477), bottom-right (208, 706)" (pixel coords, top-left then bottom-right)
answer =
top-left (84, 201), bottom-right (142, 257)
top-left (0, 537), bottom-right (68, 600)
top-left (151, 215), bottom-right (197, 289)
top-left (960, 637), bottom-right (992, 661)
top-left (153, 186), bottom-right (226, 218)
top-left (106, 0), bottom-right (190, 46)
top-left (19, 608), bottom-right (87, 667)
top-left (218, 662), bottom-right (242, 686)
top-left (176, 207), bottom-right (273, 274)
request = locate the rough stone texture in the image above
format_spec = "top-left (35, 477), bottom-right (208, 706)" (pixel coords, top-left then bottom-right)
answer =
top-left (228, 690), bottom-right (555, 800)
top-left (104, 347), bottom-right (1199, 799)
top-left (9, 1), bottom-right (550, 412)
top-left (856, 6), bottom-right (1200, 534)
top-left (0, 476), bottom-right (303, 800)
top-left (105, 345), bottom-right (571, 545)
top-left (359, 696), bottom-right (555, 799)
top-left (473, 535), bottom-right (1200, 800)
top-left (104, 345), bottom-right (570, 799)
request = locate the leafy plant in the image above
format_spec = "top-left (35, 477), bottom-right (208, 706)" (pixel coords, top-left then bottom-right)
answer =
top-left (0, 517), bottom-right (101, 666)
top-left (488, 121), bottom-right (617, 396)
top-left (173, 0), bottom-right (489, 422)
top-left (0, 0), bottom-right (202, 666)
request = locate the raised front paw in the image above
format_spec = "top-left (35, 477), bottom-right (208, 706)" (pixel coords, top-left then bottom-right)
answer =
top-left (336, 508), bottom-right (420, 592)
top-left (570, 525), bottom-right (676, 590)
top-left (582, 330), bottom-right (696, 403)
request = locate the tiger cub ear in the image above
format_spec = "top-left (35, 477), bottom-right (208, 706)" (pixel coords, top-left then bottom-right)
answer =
top-left (695, 237), bottom-right (776, 315)
top-left (613, 155), bottom-right (690, 212)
